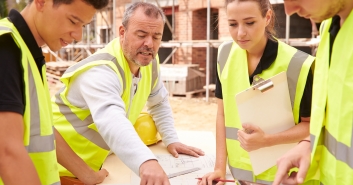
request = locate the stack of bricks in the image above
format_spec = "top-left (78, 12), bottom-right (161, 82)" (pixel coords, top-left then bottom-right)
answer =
top-left (46, 61), bottom-right (76, 96)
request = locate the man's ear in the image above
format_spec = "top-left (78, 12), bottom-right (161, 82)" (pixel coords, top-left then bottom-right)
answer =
top-left (34, 0), bottom-right (46, 11)
top-left (119, 25), bottom-right (125, 39)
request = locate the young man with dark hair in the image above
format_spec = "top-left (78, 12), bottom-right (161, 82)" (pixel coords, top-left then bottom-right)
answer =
top-left (273, 0), bottom-right (353, 184)
top-left (0, 0), bottom-right (109, 184)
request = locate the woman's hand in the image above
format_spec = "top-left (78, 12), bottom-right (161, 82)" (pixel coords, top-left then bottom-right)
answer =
top-left (238, 123), bottom-right (269, 152)
top-left (197, 169), bottom-right (226, 185)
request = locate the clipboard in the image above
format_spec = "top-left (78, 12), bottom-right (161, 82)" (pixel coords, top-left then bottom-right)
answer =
top-left (235, 71), bottom-right (296, 175)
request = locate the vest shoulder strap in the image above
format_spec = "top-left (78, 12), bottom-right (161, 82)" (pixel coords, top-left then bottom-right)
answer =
top-left (63, 52), bottom-right (127, 91)
top-left (218, 41), bottom-right (233, 75)
top-left (151, 58), bottom-right (158, 91)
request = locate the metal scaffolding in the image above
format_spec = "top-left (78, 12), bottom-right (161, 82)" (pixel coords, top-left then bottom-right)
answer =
top-left (48, 0), bottom-right (318, 102)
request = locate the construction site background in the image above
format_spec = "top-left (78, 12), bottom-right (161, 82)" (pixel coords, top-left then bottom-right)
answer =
top-left (45, 0), bottom-right (319, 102)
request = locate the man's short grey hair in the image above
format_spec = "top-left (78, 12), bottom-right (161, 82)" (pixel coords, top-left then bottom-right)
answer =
top-left (122, 2), bottom-right (166, 28)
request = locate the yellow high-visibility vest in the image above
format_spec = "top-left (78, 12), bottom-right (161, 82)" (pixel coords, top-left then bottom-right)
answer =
top-left (51, 38), bottom-right (159, 177)
top-left (310, 10), bottom-right (353, 185)
top-left (0, 18), bottom-right (60, 185)
top-left (219, 39), bottom-right (318, 184)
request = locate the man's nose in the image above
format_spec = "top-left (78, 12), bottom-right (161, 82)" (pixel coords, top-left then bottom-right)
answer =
top-left (70, 27), bottom-right (83, 43)
top-left (283, 2), bottom-right (299, 16)
top-left (144, 36), bottom-right (153, 48)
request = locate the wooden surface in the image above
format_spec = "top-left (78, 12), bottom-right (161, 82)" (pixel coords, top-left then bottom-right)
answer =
top-left (99, 131), bottom-right (216, 185)
top-left (60, 176), bottom-right (84, 185)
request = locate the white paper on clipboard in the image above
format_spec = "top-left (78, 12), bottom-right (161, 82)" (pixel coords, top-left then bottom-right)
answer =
top-left (235, 71), bottom-right (296, 175)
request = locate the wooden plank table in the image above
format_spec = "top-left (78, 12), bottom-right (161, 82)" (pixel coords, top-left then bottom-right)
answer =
top-left (99, 131), bottom-right (217, 185)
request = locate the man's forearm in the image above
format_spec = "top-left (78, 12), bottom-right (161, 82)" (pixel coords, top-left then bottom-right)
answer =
top-left (0, 145), bottom-right (41, 184)
top-left (54, 129), bottom-right (96, 180)
top-left (265, 119), bottom-right (310, 147)
top-left (215, 99), bottom-right (227, 172)
top-left (0, 112), bottom-right (41, 184)
top-left (147, 87), bottom-right (180, 146)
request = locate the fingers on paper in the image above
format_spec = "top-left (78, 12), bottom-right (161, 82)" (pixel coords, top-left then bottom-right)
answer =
top-left (176, 143), bottom-right (204, 157)
top-left (178, 146), bottom-right (200, 157)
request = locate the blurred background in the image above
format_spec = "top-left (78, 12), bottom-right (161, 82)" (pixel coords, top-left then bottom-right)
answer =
top-left (0, 0), bottom-right (321, 134)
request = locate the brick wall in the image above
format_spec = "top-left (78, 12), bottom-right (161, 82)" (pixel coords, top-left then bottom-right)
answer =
top-left (218, 7), bottom-right (231, 40)
top-left (113, 1), bottom-right (313, 83)
top-left (191, 9), bottom-right (207, 69)
top-left (175, 3), bottom-right (193, 64)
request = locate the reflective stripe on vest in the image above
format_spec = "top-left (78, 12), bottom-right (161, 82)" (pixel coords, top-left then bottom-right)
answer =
top-left (228, 167), bottom-right (273, 184)
top-left (54, 52), bottom-right (158, 150)
top-left (65, 53), bottom-right (126, 91)
top-left (310, 78), bottom-right (353, 169)
top-left (0, 26), bottom-right (11, 32)
top-left (26, 63), bottom-right (55, 152)
top-left (217, 40), bottom-right (233, 74)
top-left (55, 87), bottom-right (110, 150)
top-left (64, 52), bottom-right (158, 92)
top-left (310, 126), bottom-right (353, 170)
top-left (325, 127), bottom-right (353, 169)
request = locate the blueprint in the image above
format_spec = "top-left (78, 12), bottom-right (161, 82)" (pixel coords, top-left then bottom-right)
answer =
top-left (130, 154), bottom-right (233, 185)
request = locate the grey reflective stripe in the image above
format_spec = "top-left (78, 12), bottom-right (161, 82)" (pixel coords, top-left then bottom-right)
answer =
top-left (226, 127), bottom-right (239, 140)
top-left (228, 164), bottom-right (254, 182)
top-left (229, 164), bottom-right (273, 184)
top-left (0, 26), bottom-right (12, 31)
top-left (65, 53), bottom-right (126, 91)
top-left (287, 50), bottom-right (310, 108)
top-left (55, 88), bottom-right (110, 150)
top-left (151, 59), bottom-right (158, 90)
top-left (320, 21), bottom-right (326, 35)
top-left (255, 179), bottom-right (272, 185)
top-left (311, 121), bottom-right (353, 169)
top-left (218, 41), bottom-right (233, 74)
top-left (324, 126), bottom-right (353, 169)
top-left (25, 61), bottom-right (55, 153)
top-left (26, 133), bottom-right (55, 153)
top-left (310, 134), bottom-right (316, 155)
top-left (51, 181), bottom-right (61, 185)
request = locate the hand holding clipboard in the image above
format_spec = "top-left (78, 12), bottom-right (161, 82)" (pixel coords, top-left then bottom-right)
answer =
top-left (235, 72), bottom-right (297, 175)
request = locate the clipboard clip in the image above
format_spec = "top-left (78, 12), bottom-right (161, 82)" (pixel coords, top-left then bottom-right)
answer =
top-left (252, 75), bottom-right (274, 93)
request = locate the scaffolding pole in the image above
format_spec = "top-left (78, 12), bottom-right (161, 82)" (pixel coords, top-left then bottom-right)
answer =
top-left (206, 0), bottom-right (211, 102)
top-left (113, 0), bottom-right (116, 38)
top-left (286, 15), bottom-right (290, 43)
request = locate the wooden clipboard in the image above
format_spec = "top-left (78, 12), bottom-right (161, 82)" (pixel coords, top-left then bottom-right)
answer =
top-left (235, 71), bottom-right (296, 175)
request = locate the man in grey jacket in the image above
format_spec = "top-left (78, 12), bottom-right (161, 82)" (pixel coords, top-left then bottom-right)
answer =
top-left (52, 2), bottom-right (204, 184)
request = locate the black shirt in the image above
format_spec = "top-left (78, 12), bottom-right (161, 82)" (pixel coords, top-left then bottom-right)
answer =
top-left (0, 9), bottom-right (45, 115)
top-left (329, 15), bottom-right (341, 62)
top-left (215, 39), bottom-right (313, 117)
